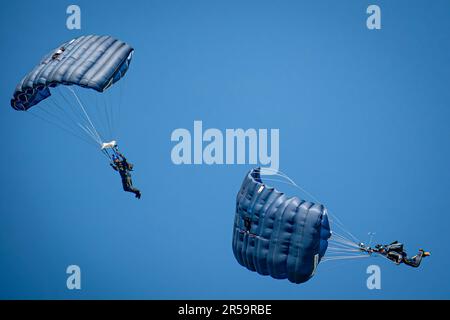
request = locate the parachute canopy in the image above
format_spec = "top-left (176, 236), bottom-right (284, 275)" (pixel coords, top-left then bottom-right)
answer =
top-left (232, 168), bottom-right (331, 284)
top-left (11, 35), bottom-right (133, 111)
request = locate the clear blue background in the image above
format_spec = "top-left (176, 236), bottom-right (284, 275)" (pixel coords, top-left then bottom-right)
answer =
top-left (1, 0), bottom-right (449, 299)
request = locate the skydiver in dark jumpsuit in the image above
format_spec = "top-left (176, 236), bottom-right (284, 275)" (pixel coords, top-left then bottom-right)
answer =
top-left (372, 241), bottom-right (430, 268)
top-left (110, 150), bottom-right (141, 199)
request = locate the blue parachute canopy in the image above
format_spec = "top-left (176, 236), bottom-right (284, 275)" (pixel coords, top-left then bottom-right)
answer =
top-left (11, 35), bottom-right (133, 111)
top-left (232, 168), bottom-right (332, 284)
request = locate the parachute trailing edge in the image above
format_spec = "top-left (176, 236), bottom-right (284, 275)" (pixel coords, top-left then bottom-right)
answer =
top-left (232, 168), bottom-right (331, 284)
top-left (11, 35), bottom-right (134, 111)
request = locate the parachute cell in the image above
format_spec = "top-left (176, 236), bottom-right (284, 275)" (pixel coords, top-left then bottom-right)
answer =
top-left (232, 168), bottom-right (331, 284)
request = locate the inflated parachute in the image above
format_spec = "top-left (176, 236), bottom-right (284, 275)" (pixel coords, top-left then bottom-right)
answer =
top-left (10, 35), bottom-right (133, 158)
top-left (232, 168), bottom-right (332, 284)
top-left (11, 35), bottom-right (133, 111)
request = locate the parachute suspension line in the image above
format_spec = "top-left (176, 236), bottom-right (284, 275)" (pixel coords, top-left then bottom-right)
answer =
top-left (97, 93), bottom-right (112, 141)
top-left (47, 100), bottom-right (82, 134)
top-left (78, 123), bottom-right (103, 146)
top-left (102, 87), bottom-right (114, 140)
top-left (55, 87), bottom-right (95, 132)
top-left (84, 88), bottom-right (107, 142)
top-left (72, 87), bottom-right (104, 145)
top-left (55, 87), bottom-right (101, 144)
top-left (325, 231), bottom-right (372, 260)
top-left (255, 177), bottom-right (309, 191)
top-left (329, 237), bottom-right (359, 246)
top-left (326, 241), bottom-right (359, 253)
top-left (324, 252), bottom-right (369, 258)
top-left (46, 94), bottom-right (94, 139)
top-left (321, 255), bottom-right (370, 263)
top-left (259, 168), bottom-right (361, 246)
top-left (52, 88), bottom-right (78, 121)
top-left (285, 176), bottom-right (361, 245)
top-left (33, 102), bottom-right (80, 137)
top-left (116, 78), bottom-right (126, 137)
top-left (328, 239), bottom-right (358, 251)
top-left (325, 247), bottom-right (362, 257)
top-left (37, 89), bottom-right (85, 135)
top-left (324, 250), bottom-right (368, 260)
top-left (325, 250), bottom-right (361, 257)
top-left (81, 89), bottom-right (112, 144)
top-left (327, 234), bottom-right (361, 257)
top-left (326, 246), bottom-right (361, 253)
top-left (52, 87), bottom-right (109, 149)
top-left (24, 95), bottom-right (100, 151)
top-left (323, 243), bottom-right (374, 266)
top-left (327, 211), bottom-right (361, 245)
top-left (258, 170), bottom-right (370, 263)
top-left (57, 90), bottom-right (98, 136)
top-left (90, 91), bottom-right (110, 142)
top-left (326, 243), bottom-right (360, 256)
top-left (259, 167), bottom-right (299, 187)
top-left (110, 84), bottom-right (117, 137)
top-left (67, 87), bottom-right (104, 146)
top-left (330, 231), bottom-right (360, 247)
top-left (326, 247), bottom-right (362, 254)
top-left (103, 93), bottom-right (114, 140)
top-left (109, 93), bottom-right (115, 139)
top-left (258, 178), bottom-right (364, 263)
top-left (32, 101), bottom-right (87, 142)
top-left (24, 108), bottom-right (97, 148)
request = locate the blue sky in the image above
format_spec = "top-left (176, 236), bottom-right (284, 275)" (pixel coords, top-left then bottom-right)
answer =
top-left (1, 0), bottom-right (449, 299)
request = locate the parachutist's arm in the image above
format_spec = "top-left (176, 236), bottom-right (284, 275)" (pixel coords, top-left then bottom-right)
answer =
top-left (110, 163), bottom-right (118, 171)
top-left (114, 149), bottom-right (125, 159)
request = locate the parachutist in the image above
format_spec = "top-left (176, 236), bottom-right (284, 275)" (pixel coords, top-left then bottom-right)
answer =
top-left (372, 241), bottom-right (431, 267)
top-left (110, 150), bottom-right (141, 199)
top-left (11, 35), bottom-right (137, 196)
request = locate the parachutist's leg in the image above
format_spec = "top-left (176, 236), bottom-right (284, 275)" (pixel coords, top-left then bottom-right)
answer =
top-left (403, 252), bottom-right (424, 268)
top-left (121, 176), bottom-right (141, 199)
top-left (121, 178), bottom-right (130, 192)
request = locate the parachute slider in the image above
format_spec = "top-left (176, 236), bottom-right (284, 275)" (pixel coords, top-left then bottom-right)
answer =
top-left (101, 140), bottom-right (117, 150)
